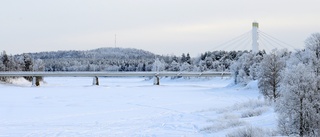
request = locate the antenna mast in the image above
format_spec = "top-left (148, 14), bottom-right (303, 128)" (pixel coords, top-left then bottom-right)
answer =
top-left (115, 34), bottom-right (117, 48)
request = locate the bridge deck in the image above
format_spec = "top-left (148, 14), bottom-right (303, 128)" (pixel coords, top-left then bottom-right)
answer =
top-left (0, 71), bottom-right (231, 77)
top-left (0, 71), bottom-right (231, 86)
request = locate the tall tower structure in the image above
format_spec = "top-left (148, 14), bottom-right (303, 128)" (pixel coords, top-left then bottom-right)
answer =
top-left (252, 21), bottom-right (259, 54)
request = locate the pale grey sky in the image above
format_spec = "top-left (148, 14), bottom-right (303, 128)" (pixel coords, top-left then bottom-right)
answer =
top-left (1, 0), bottom-right (319, 56)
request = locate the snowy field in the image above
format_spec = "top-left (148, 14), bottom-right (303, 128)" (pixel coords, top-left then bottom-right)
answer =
top-left (0, 77), bottom-right (277, 137)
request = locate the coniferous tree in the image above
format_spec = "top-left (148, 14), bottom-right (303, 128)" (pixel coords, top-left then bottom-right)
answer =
top-left (1, 51), bottom-right (9, 71)
top-left (181, 53), bottom-right (186, 63)
top-left (0, 59), bottom-right (4, 71)
top-left (186, 53), bottom-right (191, 64)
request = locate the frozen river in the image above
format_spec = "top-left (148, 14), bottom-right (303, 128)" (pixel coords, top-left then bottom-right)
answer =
top-left (0, 77), bottom-right (276, 136)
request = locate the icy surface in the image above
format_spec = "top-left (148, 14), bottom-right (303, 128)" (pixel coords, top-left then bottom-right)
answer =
top-left (0, 77), bottom-right (276, 136)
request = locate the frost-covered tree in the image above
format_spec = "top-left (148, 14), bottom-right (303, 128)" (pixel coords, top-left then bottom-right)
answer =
top-left (277, 64), bottom-right (318, 136)
top-left (0, 52), bottom-right (6, 81)
top-left (230, 53), bottom-right (251, 85)
top-left (0, 60), bottom-right (4, 71)
top-left (181, 53), bottom-right (186, 63)
top-left (137, 62), bottom-right (145, 71)
top-left (186, 53), bottom-right (191, 64)
top-left (249, 54), bottom-right (264, 80)
top-left (33, 59), bottom-right (45, 71)
top-left (6, 56), bottom-right (18, 71)
top-left (152, 58), bottom-right (165, 72)
top-left (304, 33), bottom-right (320, 136)
top-left (0, 52), bottom-right (19, 81)
top-left (180, 62), bottom-right (192, 72)
top-left (305, 33), bottom-right (320, 90)
top-left (1, 51), bottom-right (9, 71)
top-left (205, 57), bottom-right (214, 70)
top-left (23, 53), bottom-right (33, 71)
top-left (230, 52), bottom-right (264, 85)
top-left (276, 33), bottom-right (320, 136)
top-left (258, 49), bottom-right (287, 102)
top-left (197, 60), bottom-right (207, 72)
top-left (168, 60), bottom-right (180, 71)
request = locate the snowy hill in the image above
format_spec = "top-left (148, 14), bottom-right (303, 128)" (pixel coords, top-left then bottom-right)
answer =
top-left (22, 47), bottom-right (157, 71)
top-left (29, 47), bottom-right (156, 60)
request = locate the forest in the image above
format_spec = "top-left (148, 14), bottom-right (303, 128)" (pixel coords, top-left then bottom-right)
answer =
top-left (230, 33), bottom-right (320, 136)
top-left (0, 47), bottom-right (255, 73)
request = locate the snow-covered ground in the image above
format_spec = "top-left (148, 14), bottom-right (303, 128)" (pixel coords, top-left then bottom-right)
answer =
top-left (0, 77), bottom-right (277, 137)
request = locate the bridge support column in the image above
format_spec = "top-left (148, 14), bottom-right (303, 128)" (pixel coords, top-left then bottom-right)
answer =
top-left (153, 76), bottom-right (160, 85)
top-left (32, 77), bottom-right (41, 86)
top-left (221, 73), bottom-right (225, 79)
top-left (32, 77), bottom-right (36, 87)
top-left (93, 76), bottom-right (99, 86)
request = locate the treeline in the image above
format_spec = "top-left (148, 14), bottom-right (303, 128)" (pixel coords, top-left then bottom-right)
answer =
top-left (230, 33), bottom-right (320, 136)
top-left (31, 47), bottom-right (156, 71)
top-left (37, 48), bottom-right (254, 72)
top-left (1, 47), bottom-right (256, 73)
top-left (0, 52), bottom-right (44, 82)
top-left (0, 51), bottom-right (45, 72)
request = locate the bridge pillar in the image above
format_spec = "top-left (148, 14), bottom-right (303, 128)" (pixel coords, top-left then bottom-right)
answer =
top-left (153, 76), bottom-right (160, 85)
top-left (32, 77), bottom-right (36, 87)
top-left (93, 76), bottom-right (99, 86)
top-left (32, 77), bottom-right (41, 86)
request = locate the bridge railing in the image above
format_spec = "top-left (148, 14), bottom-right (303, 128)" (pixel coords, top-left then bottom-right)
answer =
top-left (0, 71), bottom-right (231, 86)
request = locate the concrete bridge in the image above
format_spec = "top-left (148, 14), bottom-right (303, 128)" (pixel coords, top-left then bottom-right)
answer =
top-left (0, 71), bottom-right (231, 86)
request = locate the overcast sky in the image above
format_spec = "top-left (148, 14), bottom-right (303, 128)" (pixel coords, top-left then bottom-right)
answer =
top-left (1, 0), bottom-right (319, 56)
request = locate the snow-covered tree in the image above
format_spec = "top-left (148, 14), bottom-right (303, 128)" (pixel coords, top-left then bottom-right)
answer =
top-left (181, 53), bottom-right (186, 63)
top-left (23, 53), bottom-right (33, 71)
top-left (205, 57), bottom-right (214, 70)
top-left (276, 33), bottom-right (320, 136)
top-left (186, 53), bottom-right (191, 64)
top-left (277, 63), bottom-right (318, 136)
top-left (0, 52), bottom-right (20, 81)
top-left (0, 60), bottom-right (4, 71)
top-left (180, 62), bottom-right (192, 72)
top-left (152, 58), bottom-right (165, 72)
top-left (198, 60), bottom-right (207, 72)
top-left (249, 55), bottom-right (263, 80)
top-left (230, 52), bottom-right (263, 85)
top-left (33, 59), bottom-right (45, 71)
top-left (0, 52), bottom-right (7, 81)
top-left (305, 33), bottom-right (320, 89)
top-left (168, 60), bottom-right (180, 71)
top-left (1, 51), bottom-right (9, 71)
top-left (258, 49), bottom-right (286, 101)
top-left (304, 33), bottom-right (320, 136)
top-left (137, 62), bottom-right (145, 71)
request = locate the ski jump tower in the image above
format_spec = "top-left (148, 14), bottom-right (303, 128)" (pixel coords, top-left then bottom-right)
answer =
top-left (252, 21), bottom-right (259, 53)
